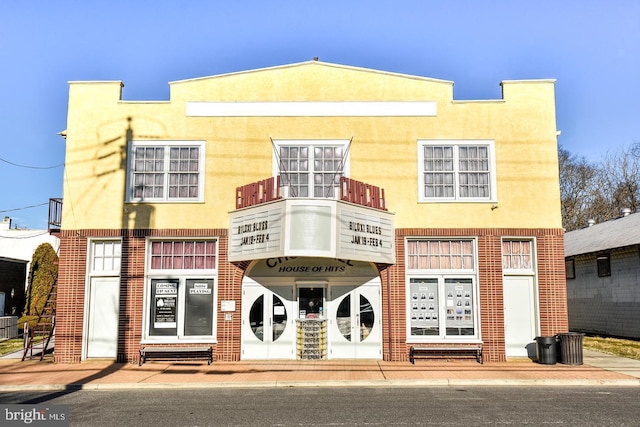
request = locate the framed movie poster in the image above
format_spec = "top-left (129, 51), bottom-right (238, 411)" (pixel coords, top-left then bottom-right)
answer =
top-left (409, 278), bottom-right (439, 336)
top-left (444, 278), bottom-right (473, 331)
top-left (184, 279), bottom-right (214, 336)
top-left (150, 279), bottom-right (178, 336)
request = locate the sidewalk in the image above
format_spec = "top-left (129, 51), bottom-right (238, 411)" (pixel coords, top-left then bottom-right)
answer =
top-left (1, 349), bottom-right (639, 391)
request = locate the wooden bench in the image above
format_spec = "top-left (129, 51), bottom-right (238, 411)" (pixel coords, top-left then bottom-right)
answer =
top-left (139, 346), bottom-right (213, 366)
top-left (409, 345), bottom-right (483, 364)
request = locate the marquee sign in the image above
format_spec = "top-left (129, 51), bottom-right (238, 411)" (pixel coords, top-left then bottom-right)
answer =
top-left (337, 202), bottom-right (394, 262)
top-left (228, 198), bottom-right (395, 265)
top-left (228, 203), bottom-right (284, 261)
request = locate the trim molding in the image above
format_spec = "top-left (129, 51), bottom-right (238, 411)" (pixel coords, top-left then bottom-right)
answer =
top-left (186, 101), bottom-right (437, 117)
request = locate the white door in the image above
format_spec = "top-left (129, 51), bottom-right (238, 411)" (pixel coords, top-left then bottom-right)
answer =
top-left (503, 276), bottom-right (536, 357)
top-left (86, 277), bottom-right (120, 358)
top-left (242, 285), bottom-right (295, 359)
top-left (329, 283), bottom-right (381, 359)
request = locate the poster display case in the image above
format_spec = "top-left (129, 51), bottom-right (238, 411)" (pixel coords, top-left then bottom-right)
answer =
top-left (296, 319), bottom-right (327, 360)
top-left (409, 277), bottom-right (476, 337)
top-left (409, 278), bottom-right (439, 336)
top-left (444, 278), bottom-right (474, 335)
top-left (150, 279), bottom-right (179, 336)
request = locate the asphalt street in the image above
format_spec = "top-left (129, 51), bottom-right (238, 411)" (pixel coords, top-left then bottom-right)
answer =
top-left (2, 386), bottom-right (640, 426)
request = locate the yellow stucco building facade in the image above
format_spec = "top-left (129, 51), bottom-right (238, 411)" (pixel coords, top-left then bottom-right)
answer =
top-left (55, 61), bottom-right (567, 364)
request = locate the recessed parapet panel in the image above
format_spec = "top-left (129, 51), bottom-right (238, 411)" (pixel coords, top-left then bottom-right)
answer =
top-left (228, 202), bottom-right (285, 262)
top-left (337, 203), bottom-right (395, 264)
top-left (186, 101), bottom-right (436, 117)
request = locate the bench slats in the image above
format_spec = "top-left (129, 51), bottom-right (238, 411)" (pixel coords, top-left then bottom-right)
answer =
top-left (139, 346), bottom-right (213, 366)
top-left (410, 345), bottom-right (483, 364)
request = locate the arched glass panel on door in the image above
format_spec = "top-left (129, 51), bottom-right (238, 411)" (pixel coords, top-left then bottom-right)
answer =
top-left (336, 295), bottom-right (352, 342)
top-left (272, 294), bottom-right (287, 341)
top-left (359, 294), bottom-right (374, 341)
top-left (249, 295), bottom-right (264, 341)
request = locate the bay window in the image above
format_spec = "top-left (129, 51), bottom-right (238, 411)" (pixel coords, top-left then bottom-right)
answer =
top-left (273, 140), bottom-right (349, 198)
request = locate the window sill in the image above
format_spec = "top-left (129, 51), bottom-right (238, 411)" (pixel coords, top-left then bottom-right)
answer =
top-left (407, 338), bottom-right (482, 344)
top-left (125, 199), bottom-right (205, 204)
top-left (418, 199), bottom-right (497, 204)
top-left (141, 338), bottom-right (218, 345)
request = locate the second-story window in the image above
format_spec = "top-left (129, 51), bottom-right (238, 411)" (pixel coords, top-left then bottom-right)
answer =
top-left (274, 140), bottom-right (349, 198)
top-left (127, 141), bottom-right (204, 202)
top-left (418, 140), bottom-right (496, 202)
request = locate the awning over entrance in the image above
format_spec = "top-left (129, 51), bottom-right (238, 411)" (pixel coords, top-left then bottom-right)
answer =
top-left (245, 257), bottom-right (380, 286)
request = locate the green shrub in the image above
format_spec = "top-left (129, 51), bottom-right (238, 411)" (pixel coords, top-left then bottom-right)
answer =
top-left (23, 243), bottom-right (58, 319)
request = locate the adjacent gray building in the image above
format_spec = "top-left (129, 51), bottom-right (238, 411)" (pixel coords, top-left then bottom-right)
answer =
top-left (564, 210), bottom-right (640, 339)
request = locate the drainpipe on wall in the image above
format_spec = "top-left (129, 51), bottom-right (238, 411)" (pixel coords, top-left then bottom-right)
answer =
top-left (386, 268), bottom-right (392, 361)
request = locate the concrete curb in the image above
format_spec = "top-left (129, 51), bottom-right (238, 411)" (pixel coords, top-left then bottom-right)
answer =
top-left (1, 378), bottom-right (638, 392)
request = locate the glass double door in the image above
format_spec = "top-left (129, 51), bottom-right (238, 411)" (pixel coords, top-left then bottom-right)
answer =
top-left (242, 285), bottom-right (295, 359)
top-left (241, 281), bottom-right (382, 360)
top-left (328, 285), bottom-right (381, 359)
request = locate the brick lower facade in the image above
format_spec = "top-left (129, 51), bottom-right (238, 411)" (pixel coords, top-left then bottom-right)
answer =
top-left (54, 227), bottom-right (567, 364)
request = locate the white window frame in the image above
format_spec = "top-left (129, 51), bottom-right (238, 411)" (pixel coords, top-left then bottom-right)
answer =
top-left (417, 140), bottom-right (497, 202)
top-left (126, 140), bottom-right (205, 203)
top-left (501, 239), bottom-right (536, 276)
top-left (272, 139), bottom-right (350, 198)
top-left (88, 239), bottom-right (122, 276)
top-left (142, 238), bottom-right (218, 343)
top-left (82, 238), bottom-right (122, 358)
top-left (405, 238), bottom-right (481, 343)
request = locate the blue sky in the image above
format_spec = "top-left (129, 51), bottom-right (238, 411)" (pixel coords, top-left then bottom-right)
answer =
top-left (1, 0), bottom-right (639, 229)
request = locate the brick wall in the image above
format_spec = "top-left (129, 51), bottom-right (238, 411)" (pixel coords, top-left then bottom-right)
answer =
top-left (388, 228), bottom-right (567, 363)
top-left (55, 228), bottom-right (242, 363)
top-left (55, 232), bottom-right (87, 363)
top-left (55, 227), bottom-right (567, 363)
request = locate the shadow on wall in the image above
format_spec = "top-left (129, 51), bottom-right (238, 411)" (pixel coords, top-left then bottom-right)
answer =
top-left (121, 117), bottom-right (155, 231)
top-left (118, 117), bottom-right (154, 361)
top-left (123, 204), bottom-right (154, 231)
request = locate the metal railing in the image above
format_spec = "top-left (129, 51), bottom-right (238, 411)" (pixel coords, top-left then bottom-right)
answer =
top-left (48, 198), bottom-right (62, 233)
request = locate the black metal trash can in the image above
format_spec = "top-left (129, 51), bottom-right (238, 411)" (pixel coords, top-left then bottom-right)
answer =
top-left (557, 332), bottom-right (585, 365)
top-left (535, 336), bottom-right (557, 365)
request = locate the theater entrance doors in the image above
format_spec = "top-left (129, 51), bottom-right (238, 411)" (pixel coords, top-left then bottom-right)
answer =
top-left (328, 280), bottom-right (381, 359)
top-left (240, 274), bottom-right (382, 360)
top-left (241, 282), bottom-right (295, 360)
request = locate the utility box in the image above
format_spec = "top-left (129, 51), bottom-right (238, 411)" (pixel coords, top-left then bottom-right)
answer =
top-left (0, 316), bottom-right (18, 339)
